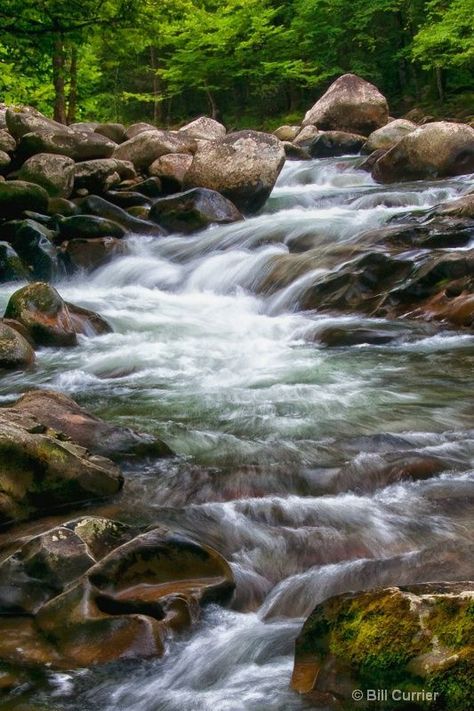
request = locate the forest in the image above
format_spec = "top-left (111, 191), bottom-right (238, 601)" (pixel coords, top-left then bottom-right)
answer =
top-left (0, 0), bottom-right (473, 129)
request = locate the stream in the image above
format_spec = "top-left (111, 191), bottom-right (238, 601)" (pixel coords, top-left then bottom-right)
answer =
top-left (0, 157), bottom-right (473, 710)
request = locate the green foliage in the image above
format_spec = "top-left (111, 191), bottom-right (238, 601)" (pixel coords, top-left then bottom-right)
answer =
top-left (0, 0), bottom-right (472, 125)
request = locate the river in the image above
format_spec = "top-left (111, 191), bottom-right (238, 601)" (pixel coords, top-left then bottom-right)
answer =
top-left (0, 157), bottom-right (473, 710)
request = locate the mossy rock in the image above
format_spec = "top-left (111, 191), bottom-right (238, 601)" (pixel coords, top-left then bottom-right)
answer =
top-left (0, 241), bottom-right (30, 283)
top-left (292, 582), bottom-right (474, 710)
top-left (0, 322), bottom-right (35, 370)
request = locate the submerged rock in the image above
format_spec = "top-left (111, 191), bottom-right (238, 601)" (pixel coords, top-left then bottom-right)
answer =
top-left (372, 121), bottom-right (474, 183)
top-left (0, 411), bottom-right (123, 524)
top-left (184, 130), bottom-right (285, 214)
top-left (149, 187), bottom-right (243, 233)
top-left (12, 389), bottom-right (173, 459)
top-left (4, 282), bottom-right (112, 347)
top-left (0, 521), bottom-right (235, 668)
top-left (292, 582), bottom-right (474, 710)
top-left (303, 74), bottom-right (389, 135)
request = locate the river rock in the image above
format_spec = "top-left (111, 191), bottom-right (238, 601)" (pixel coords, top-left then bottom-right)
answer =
top-left (283, 142), bottom-right (311, 160)
top-left (73, 158), bottom-right (136, 193)
top-left (291, 582), bottom-right (474, 711)
top-left (364, 118), bottom-right (417, 153)
top-left (17, 128), bottom-right (116, 162)
top-left (0, 522), bottom-right (235, 668)
top-left (303, 74), bottom-right (389, 135)
top-left (0, 151), bottom-right (10, 173)
top-left (61, 237), bottom-right (129, 272)
top-left (149, 188), bottom-right (243, 234)
top-left (113, 129), bottom-right (197, 171)
top-left (5, 218), bottom-right (58, 281)
top-left (148, 153), bottom-right (193, 191)
top-left (125, 122), bottom-right (156, 140)
top-left (308, 130), bottom-right (366, 158)
top-left (183, 130), bottom-right (285, 214)
top-left (293, 125), bottom-right (320, 146)
top-left (103, 190), bottom-right (150, 209)
top-left (56, 214), bottom-right (127, 242)
top-left (179, 116), bottom-right (226, 141)
top-left (0, 130), bottom-right (15, 154)
top-left (0, 410), bottom-right (123, 524)
top-left (5, 106), bottom-right (65, 140)
top-left (0, 180), bottom-right (49, 220)
top-left (79, 195), bottom-right (164, 235)
top-left (94, 123), bottom-right (127, 144)
top-left (372, 121), bottom-right (474, 183)
top-left (47, 197), bottom-right (80, 217)
top-left (12, 389), bottom-right (173, 458)
top-left (274, 125), bottom-right (301, 141)
top-left (18, 153), bottom-right (75, 198)
top-left (0, 322), bottom-right (35, 370)
top-left (4, 282), bottom-right (112, 347)
top-left (0, 241), bottom-right (29, 282)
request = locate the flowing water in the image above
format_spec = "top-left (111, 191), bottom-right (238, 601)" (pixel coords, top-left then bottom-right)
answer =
top-left (1, 157), bottom-right (473, 710)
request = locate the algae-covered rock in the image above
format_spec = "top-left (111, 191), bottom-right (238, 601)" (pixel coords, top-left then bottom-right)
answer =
top-left (0, 181), bottom-right (49, 220)
top-left (4, 282), bottom-right (112, 347)
top-left (292, 582), bottom-right (474, 710)
top-left (12, 389), bottom-right (173, 459)
top-left (0, 410), bottom-right (123, 524)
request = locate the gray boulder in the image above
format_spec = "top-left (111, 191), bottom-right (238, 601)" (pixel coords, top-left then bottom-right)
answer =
top-left (19, 153), bottom-right (75, 198)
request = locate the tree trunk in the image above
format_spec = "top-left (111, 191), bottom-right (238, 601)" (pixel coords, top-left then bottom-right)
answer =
top-left (52, 33), bottom-right (67, 124)
top-left (150, 46), bottom-right (162, 125)
top-left (435, 67), bottom-right (444, 102)
top-left (67, 44), bottom-right (78, 125)
top-left (205, 86), bottom-right (218, 120)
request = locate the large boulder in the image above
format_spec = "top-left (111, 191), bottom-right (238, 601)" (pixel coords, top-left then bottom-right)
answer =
top-left (125, 122), bottom-right (156, 140)
top-left (0, 411), bottom-right (122, 524)
top-left (94, 123), bottom-right (127, 144)
top-left (0, 521), bottom-right (235, 668)
top-left (183, 130), bottom-right (285, 214)
top-left (12, 389), bottom-right (173, 459)
top-left (73, 158), bottom-right (136, 194)
top-left (149, 187), bottom-right (243, 234)
top-left (0, 322), bottom-right (35, 370)
top-left (0, 180), bottom-right (49, 220)
top-left (4, 282), bottom-right (112, 347)
top-left (303, 74), bottom-right (389, 136)
top-left (17, 129), bottom-right (116, 162)
top-left (179, 116), bottom-right (226, 141)
top-left (113, 129), bottom-right (197, 171)
top-left (364, 118), bottom-right (417, 153)
top-left (5, 106), bottom-right (64, 140)
top-left (18, 153), bottom-right (75, 198)
top-left (372, 122), bottom-right (474, 183)
top-left (292, 583), bottom-right (474, 711)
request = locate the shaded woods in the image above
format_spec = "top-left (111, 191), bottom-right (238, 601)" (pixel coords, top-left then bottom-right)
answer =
top-left (0, 0), bottom-right (473, 128)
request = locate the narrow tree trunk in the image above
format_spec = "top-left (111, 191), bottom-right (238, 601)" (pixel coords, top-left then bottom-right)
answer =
top-left (52, 34), bottom-right (67, 124)
top-left (67, 44), bottom-right (78, 125)
top-left (435, 67), bottom-right (444, 102)
top-left (205, 86), bottom-right (218, 119)
top-left (150, 45), bottom-right (162, 125)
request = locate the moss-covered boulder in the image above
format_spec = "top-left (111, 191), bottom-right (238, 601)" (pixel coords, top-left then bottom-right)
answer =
top-left (12, 389), bottom-right (173, 459)
top-left (0, 410), bottom-right (123, 524)
top-left (292, 582), bottom-right (474, 710)
top-left (0, 181), bottom-right (49, 220)
top-left (4, 282), bottom-right (112, 347)
top-left (0, 322), bottom-right (35, 370)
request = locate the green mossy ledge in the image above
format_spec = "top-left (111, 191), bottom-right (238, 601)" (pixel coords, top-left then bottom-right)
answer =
top-left (291, 582), bottom-right (474, 710)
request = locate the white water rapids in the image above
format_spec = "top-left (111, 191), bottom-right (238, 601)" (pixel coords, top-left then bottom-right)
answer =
top-left (0, 157), bottom-right (473, 710)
